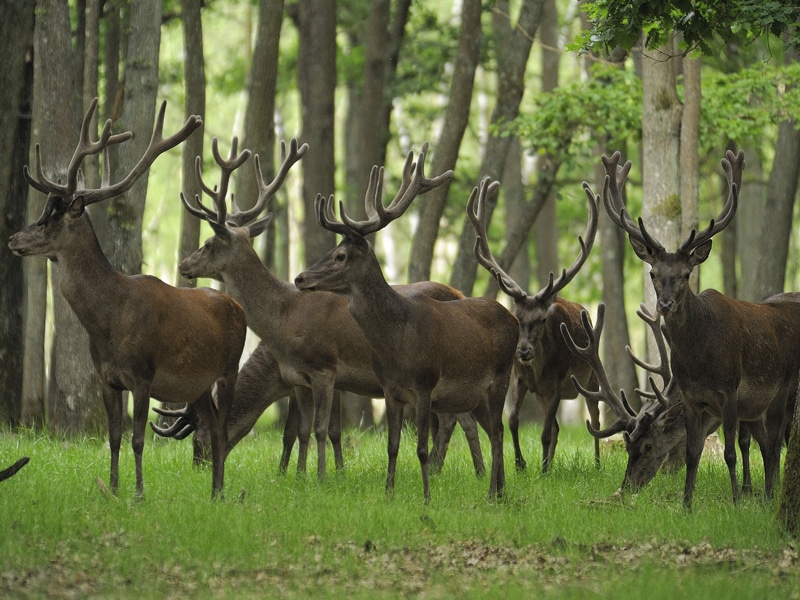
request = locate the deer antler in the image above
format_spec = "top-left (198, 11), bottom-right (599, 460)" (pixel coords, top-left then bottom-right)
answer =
top-left (316, 142), bottom-right (453, 238)
top-left (466, 177), bottom-right (527, 300)
top-left (26, 98), bottom-right (201, 224)
top-left (678, 149), bottom-right (744, 255)
top-left (181, 137), bottom-right (251, 227)
top-left (228, 138), bottom-right (308, 227)
top-left (560, 303), bottom-right (637, 438)
top-left (625, 303), bottom-right (671, 403)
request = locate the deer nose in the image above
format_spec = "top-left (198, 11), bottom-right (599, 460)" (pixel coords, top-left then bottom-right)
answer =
top-left (657, 299), bottom-right (674, 315)
top-left (517, 345), bottom-right (534, 362)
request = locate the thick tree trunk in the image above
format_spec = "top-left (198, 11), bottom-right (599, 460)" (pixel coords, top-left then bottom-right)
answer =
top-left (779, 383), bottom-right (800, 536)
top-left (407, 0), bottom-right (482, 283)
top-left (0, 1), bottom-right (35, 426)
top-left (448, 0), bottom-right (544, 295)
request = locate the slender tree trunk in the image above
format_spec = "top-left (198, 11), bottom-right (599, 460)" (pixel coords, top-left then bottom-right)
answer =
top-left (680, 54), bottom-right (701, 294)
top-left (175, 0), bottom-right (206, 287)
top-left (779, 382), bottom-right (800, 536)
top-left (407, 0), bottom-right (482, 283)
top-left (449, 0), bottom-right (544, 295)
top-left (296, 0), bottom-right (336, 266)
top-left (737, 144), bottom-right (765, 302)
top-left (0, 0), bottom-right (35, 426)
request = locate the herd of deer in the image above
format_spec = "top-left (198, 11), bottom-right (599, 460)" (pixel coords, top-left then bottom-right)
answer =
top-left (5, 100), bottom-right (799, 511)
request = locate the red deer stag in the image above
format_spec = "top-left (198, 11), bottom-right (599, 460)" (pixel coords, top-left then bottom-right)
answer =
top-left (8, 99), bottom-right (246, 499)
top-left (295, 144), bottom-right (519, 502)
top-left (599, 148), bottom-right (800, 508)
top-left (467, 176), bottom-right (601, 473)
top-left (561, 303), bottom-right (759, 494)
top-left (175, 138), bottom-right (486, 479)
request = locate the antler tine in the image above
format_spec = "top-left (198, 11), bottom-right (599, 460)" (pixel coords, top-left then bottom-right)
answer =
top-left (229, 138), bottom-right (308, 227)
top-left (467, 177), bottom-right (527, 301)
top-left (314, 193), bottom-right (352, 237)
top-left (679, 149), bottom-right (744, 254)
top-left (599, 152), bottom-right (658, 251)
top-left (625, 303), bottom-right (671, 399)
top-left (533, 181), bottom-right (600, 303)
top-left (560, 303), bottom-right (637, 438)
top-left (80, 100), bottom-right (202, 207)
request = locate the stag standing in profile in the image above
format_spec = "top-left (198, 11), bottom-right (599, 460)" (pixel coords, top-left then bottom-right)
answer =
top-left (598, 149), bottom-right (800, 508)
top-left (295, 144), bottom-right (518, 502)
top-left (8, 100), bottom-right (246, 499)
top-left (173, 138), bottom-right (486, 479)
top-left (467, 177), bottom-right (601, 473)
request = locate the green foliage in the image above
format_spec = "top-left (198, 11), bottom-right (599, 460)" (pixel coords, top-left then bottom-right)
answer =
top-left (511, 63), bottom-right (642, 170)
top-left (574, 0), bottom-right (800, 55)
top-left (0, 427), bottom-right (797, 598)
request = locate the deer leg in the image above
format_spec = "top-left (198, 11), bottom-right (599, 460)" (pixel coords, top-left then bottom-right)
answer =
top-left (473, 389), bottom-right (506, 499)
top-left (738, 421), bottom-right (754, 495)
top-left (508, 374), bottom-right (528, 471)
top-left (329, 390), bottom-right (344, 472)
top-left (311, 382), bottom-right (335, 481)
top-left (683, 407), bottom-right (706, 510)
top-left (762, 397), bottom-right (789, 500)
top-left (211, 371), bottom-right (236, 499)
top-left (192, 416), bottom-right (212, 466)
top-left (721, 397), bottom-right (740, 505)
top-left (101, 385), bottom-right (124, 496)
top-left (540, 396), bottom-right (561, 474)
top-left (586, 397), bottom-right (601, 469)
top-left (457, 412), bottom-right (486, 477)
top-left (414, 392), bottom-right (432, 504)
top-left (294, 387), bottom-right (314, 474)
top-left (429, 412), bottom-right (449, 475)
top-left (279, 393), bottom-right (300, 475)
top-left (384, 395), bottom-right (405, 498)
top-left (193, 391), bottom-right (221, 498)
top-left (131, 384), bottom-right (152, 500)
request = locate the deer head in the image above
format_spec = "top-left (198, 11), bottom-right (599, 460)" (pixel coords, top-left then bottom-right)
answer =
top-left (179, 137), bottom-right (308, 281)
top-left (601, 149), bottom-right (745, 317)
top-left (467, 175), bottom-right (599, 364)
top-left (10, 98), bottom-right (201, 260)
top-left (295, 142), bottom-right (453, 294)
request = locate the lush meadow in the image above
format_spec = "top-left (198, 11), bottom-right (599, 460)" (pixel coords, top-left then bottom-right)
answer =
top-left (1, 424), bottom-right (798, 599)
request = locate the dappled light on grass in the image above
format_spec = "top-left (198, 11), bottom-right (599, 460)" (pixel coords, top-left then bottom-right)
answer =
top-left (0, 425), bottom-right (798, 599)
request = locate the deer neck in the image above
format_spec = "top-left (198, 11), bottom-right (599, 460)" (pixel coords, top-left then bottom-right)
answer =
top-left (343, 266), bottom-right (411, 350)
top-left (661, 289), bottom-right (713, 363)
top-left (218, 244), bottom-right (297, 327)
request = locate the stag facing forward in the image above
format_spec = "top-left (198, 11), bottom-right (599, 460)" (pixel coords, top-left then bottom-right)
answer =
top-left (597, 149), bottom-right (800, 508)
top-left (295, 144), bottom-right (518, 502)
top-left (467, 177), bottom-right (601, 473)
top-left (9, 99), bottom-right (246, 499)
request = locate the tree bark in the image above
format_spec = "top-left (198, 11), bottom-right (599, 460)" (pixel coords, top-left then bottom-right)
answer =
top-left (407, 0), bottom-right (482, 283)
top-left (779, 383), bottom-right (800, 536)
top-left (448, 0), bottom-right (544, 295)
top-left (0, 0), bottom-right (35, 426)
top-left (175, 0), bottom-right (206, 287)
top-left (296, 0), bottom-right (336, 266)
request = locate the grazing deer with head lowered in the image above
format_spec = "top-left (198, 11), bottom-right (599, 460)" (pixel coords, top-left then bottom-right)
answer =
top-left (176, 138), bottom-right (486, 479)
top-left (8, 99), bottom-right (246, 499)
top-left (561, 303), bottom-right (761, 494)
top-left (295, 144), bottom-right (519, 502)
top-left (598, 148), bottom-right (800, 508)
top-left (467, 176), bottom-right (601, 473)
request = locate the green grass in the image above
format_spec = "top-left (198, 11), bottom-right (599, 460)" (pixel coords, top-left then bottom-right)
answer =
top-left (1, 424), bottom-right (798, 599)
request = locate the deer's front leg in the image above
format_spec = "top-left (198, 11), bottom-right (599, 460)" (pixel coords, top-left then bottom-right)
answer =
top-left (131, 382), bottom-right (153, 499)
top-left (101, 384), bottom-right (124, 496)
top-left (508, 373), bottom-right (529, 472)
top-left (384, 395), bottom-right (405, 497)
top-left (311, 381), bottom-right (335, 481)
top-left (721, 395), bottom-right (740, 505)
top-left (683, 405), bottom-right (706, 510)
top-left (413, 391), bottom-right (432, 504)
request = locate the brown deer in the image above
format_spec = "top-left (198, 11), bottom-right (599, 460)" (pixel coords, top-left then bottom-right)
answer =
top-left (598, 148), bottom-right (800, 508)
top-left (561, 302), bottom-right (759, 493)
top-left (0, 457), bottom-right (29, 482)
top-left (467, 176), bottom-right (601, 473)
top-left (295, 144), bottom-right (519, 502)
top-left (174, 137), bottom-right (486, 479)
top-left (8, 99), bottom-right (246, 499)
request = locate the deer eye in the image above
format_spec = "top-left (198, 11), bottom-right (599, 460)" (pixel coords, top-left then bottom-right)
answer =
top-left (334, 252), bottom-right (346, 263)
top-left (643, 443), bottom-right (652, 454)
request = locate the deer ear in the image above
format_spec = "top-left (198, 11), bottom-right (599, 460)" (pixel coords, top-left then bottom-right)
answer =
top-left (209, 220), bottom-right (229, 238)
top-left (69, 196), bottom-right (87, 217)
top-left (688, 240), bottom-right (712, 266)
top-left (247, 214), bottom-right (274, 239)
top-left (629, 236), bottom-right (657, 265)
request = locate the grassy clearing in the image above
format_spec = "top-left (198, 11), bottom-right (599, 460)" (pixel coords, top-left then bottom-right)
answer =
top-left (1, 424), bottom-right (798, 599)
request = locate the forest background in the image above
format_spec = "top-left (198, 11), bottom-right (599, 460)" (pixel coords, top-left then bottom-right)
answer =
top-left (1, 0), bottom-right (799, 440)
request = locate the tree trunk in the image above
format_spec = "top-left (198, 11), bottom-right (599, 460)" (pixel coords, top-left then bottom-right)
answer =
top-left (448, 0), bottom-right (544, 295)
top-left (0, 0), bottom-right (35, 426)
top-left (407, 0), bottom-right (482, 283)
top-left (175, 0), bottom-right (206, 288)
top-left (737, 144), bottom-right (765, 302)
top-left (680, 54), bottom-right (701, 294)
top-left (640, 39), bottom-right (682, 365)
